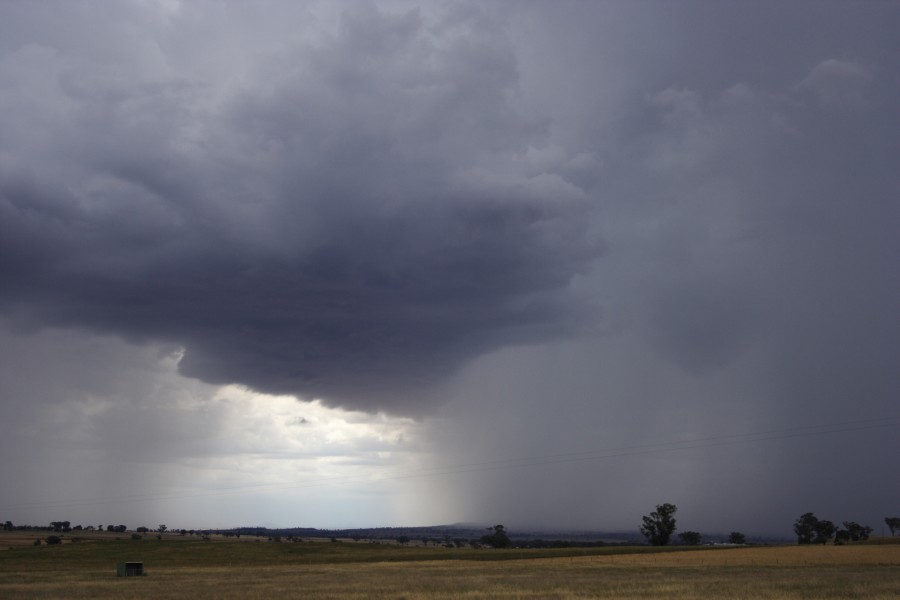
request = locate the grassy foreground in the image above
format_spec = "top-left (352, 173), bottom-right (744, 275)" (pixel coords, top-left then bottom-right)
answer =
top-left (0, 534), bottom-right (897, 599)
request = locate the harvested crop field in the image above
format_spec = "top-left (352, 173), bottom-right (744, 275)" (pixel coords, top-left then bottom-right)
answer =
top-left (0, 537), bottom-right (897, 599)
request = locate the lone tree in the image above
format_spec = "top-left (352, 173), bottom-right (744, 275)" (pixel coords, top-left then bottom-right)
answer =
top-left (480, 524), bottom-right (512, 548)
top-left (885, 517), bottom-right (900, 536)
top-left (640, 503), bottom-right (677, 546)
top-left (678, 531), bottom-right (702, 546)
top-left (727, 531), bottom-right (746, 545)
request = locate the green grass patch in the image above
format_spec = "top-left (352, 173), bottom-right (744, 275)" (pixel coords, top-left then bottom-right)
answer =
top-left (0, 537), bottom-right (708, 572)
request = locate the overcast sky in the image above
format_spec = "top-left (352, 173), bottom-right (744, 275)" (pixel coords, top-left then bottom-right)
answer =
top-left (1, 0), bottom-right (897, 537)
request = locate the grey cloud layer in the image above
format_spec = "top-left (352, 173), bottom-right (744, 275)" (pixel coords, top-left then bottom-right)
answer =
top-left (1, 0), bottom-right (898, 533)
top-left (420, 1), bottom-right (900, 533)
top-left (0, 3), bottom-right (599, 413)
top-left (426, 53), bottom-right (900, 531)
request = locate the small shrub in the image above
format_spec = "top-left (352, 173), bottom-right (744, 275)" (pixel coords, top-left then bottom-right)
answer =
top-left (45, 536), bottom-right (62, 545)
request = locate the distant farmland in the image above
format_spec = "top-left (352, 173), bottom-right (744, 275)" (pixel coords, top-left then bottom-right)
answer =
top-left (0, 532), bottom-right (897, 599)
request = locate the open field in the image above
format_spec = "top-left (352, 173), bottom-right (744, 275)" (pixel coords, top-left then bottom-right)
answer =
top-left (0, 533), bottom-right (897, 599)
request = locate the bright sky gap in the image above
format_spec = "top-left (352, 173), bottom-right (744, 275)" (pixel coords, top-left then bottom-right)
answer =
top-left (2, 416), bottom-right (895, 515)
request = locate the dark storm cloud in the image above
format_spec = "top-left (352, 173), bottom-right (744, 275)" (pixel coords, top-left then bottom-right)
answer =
top-left (1, 0), bottom-right (898, 534)
top-left (422, 1), bottom-right (900, 534)
top-left (0, 2), bottom-right (599, 413)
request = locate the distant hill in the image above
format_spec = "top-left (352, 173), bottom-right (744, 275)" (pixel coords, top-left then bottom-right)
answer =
top-left (203, 524), bottom-right (790, 546)
top-left (215, 525), bottom-right (640, 546)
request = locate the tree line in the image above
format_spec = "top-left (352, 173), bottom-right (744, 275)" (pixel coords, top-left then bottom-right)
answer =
top-left (5, 513), bottom-right (899, 547)
top-left (638, 503), bottom-right (744, 546)
top-left (2, 521), bottom-right (175, 534)
top-left (792, 513), bottom-right (893, 545)
top-left (638, 504), bottom-right (898, 546)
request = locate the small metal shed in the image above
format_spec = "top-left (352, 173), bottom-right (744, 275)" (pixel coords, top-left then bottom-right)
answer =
top-left (116, 562), bottom-right (145, 577)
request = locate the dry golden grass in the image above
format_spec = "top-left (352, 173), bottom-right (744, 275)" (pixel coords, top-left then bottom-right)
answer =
top-left (577, 543), bottom-right (900, 567)
top-left (0, 538), bottom-right (897, 599)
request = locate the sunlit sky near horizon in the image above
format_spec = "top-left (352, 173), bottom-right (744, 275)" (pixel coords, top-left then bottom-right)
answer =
top-left (1, 0), bottom-right (898, 537)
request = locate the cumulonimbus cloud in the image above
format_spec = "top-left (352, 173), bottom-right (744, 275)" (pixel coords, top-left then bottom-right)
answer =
top-left (0, 3), bottom-right (601, 414)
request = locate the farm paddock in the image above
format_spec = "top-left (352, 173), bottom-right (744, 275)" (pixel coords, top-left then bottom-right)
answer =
top-left (0, 534), bottom-right (897, 599)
